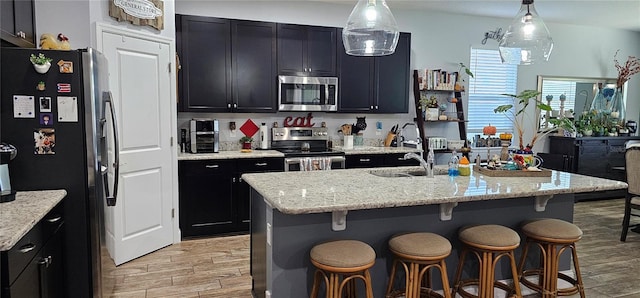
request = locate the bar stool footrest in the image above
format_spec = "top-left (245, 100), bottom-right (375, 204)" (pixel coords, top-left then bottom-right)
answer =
top-left (521, 269), bottom-right (581, 296)
top-left (455, 279), bottom-right (516, 298)
top-left (386, 288), bottom-right (446, 298)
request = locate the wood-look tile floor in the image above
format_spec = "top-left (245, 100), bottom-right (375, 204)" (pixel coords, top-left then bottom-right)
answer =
top-left (103, 198), bottom-right (640, 298)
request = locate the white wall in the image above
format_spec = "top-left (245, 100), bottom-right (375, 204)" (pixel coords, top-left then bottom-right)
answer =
top-left (176, 1), bottom-right (640, 153)
top-left (35, 0), bottom-right (176, 48)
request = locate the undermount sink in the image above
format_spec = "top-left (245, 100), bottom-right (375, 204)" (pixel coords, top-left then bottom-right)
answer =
top-left (369, 170), bottom-right (427, 178)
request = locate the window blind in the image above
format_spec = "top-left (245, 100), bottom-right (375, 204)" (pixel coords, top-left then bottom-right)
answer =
top-left (540, 80), bottom-right (577, 113)
top-left (467, 48), bottom-right (518, 135)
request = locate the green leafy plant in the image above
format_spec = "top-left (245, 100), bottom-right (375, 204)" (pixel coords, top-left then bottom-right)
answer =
top-left (458, 62), bottom-right (474, 80)
top-left (495, 90), bottom-right (574, 150)
top-left (239, 136), bottom-right (253, 143)
top-left (29, 53), bottom-right (52, 65)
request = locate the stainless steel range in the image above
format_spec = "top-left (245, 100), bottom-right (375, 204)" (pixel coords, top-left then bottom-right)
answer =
top-left (271, 127), bottom-right (345, 171)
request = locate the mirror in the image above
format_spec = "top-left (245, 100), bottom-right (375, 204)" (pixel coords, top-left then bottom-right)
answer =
top-left (536, 75), bottom-right (625, 130)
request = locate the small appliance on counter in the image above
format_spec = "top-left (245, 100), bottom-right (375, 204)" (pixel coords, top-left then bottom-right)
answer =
top-left (0, 143), bottom-right (17, 202)
top-left (190, 119), bottom-right (219, 153)
top-left (427, 137), bottom-right (448, 150)
top-left (400, 123), bottom-right (421, 148)
top-left (627, 120), bottom-right (637, 136)
top-left (259, 123), bottom-right (269, 149)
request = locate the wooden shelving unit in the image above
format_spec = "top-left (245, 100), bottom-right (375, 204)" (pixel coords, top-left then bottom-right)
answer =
top-left (412, 69), bottom-right (467, 153)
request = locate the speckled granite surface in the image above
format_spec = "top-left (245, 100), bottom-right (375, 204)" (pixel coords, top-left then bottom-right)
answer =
top-left (178, 150), bottom-right (284, 160)
top-left (178, 146), bottom-right (421, 160)
top-left (336, 146), bottom-right (422, 155)
top-left (0, 190), bottom-right (66, 251)
top-left (241, 166), bottom-right (628, 214)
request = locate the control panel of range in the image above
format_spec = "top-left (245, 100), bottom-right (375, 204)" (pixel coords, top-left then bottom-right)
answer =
top-left (272, 127), bottom-right (329, 141)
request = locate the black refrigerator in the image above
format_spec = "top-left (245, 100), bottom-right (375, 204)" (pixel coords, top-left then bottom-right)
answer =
top-left (1, 47), bottom-right (119, 297)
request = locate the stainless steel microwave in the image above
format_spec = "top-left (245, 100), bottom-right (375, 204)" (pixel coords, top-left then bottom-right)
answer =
top-left (278, 76), bottom-right (338, 111)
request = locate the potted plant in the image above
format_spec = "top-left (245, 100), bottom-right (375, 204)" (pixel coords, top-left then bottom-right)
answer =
top-left (494, 90), bottom-right (575, 150)
top-left (239, 136), bottom-right (253, 149)
top-left (455, 62), bottom-right (474, 91)
top-left (30, 53), bottom-right (52, 74)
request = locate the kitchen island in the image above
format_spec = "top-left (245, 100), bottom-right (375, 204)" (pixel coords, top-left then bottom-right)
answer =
top-left (242, 166), bottom-right (627, 298)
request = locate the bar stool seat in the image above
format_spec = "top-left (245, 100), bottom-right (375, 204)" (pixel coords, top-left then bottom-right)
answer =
top-left (452, 225), bottom-right (522, 298)
top-left (518, 218), bottom-right (585, 298)
top-left (386, 233), bottom-right (452, 298)
top-left (310, 240), bottom-right (375, 298)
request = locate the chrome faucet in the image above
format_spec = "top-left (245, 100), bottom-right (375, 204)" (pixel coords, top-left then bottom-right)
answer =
top-left (402, 152), bottom-right (434, 178)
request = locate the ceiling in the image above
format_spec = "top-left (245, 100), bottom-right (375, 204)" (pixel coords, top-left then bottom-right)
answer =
top-left (320, 0), bottom-right (640, 32)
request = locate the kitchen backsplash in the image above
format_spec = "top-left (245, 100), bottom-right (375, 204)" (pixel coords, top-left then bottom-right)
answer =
top-left (178, 112), bottom-right (417, 147)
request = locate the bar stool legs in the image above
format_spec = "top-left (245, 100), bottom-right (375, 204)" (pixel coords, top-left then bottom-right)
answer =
top-left (518, 219), bottom-right (585, 298)
top-left (385, 232), bottom-right (452, 298)
top-left (451, 225), bottom-right (522, 298)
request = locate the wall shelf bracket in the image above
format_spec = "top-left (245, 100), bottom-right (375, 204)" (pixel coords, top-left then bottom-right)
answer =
top-left (439, 202), bottom-right (458, 221)
top-left (332, 210), bottom-right (348, 231)
top-left (535, 195), bottom-right (554, 211)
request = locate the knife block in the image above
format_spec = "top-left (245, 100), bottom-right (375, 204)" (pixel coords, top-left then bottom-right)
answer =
top-left (384, 133), bottom-right (396, 147)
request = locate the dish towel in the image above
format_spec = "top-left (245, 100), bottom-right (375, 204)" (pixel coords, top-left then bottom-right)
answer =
top-left (300, 157), bottom-right (332, 171)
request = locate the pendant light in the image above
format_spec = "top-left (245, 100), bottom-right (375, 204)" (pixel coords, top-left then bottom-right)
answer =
top-left (498, 0), bottom-right (553, 65)
top-left (342, 0), bottom-right (400, 56)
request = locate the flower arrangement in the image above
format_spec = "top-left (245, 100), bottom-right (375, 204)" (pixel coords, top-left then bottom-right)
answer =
top-left (29, 53), bottom-right (52, 65)
top-left (494, 90), bottom-right (574, 150)
top-left (614, 50), bottom-right (640, 88)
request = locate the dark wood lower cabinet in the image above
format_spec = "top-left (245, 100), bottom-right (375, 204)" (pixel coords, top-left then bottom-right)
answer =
top-left (544, 136), bottom-right (640, 201)
top-left (179, 158), bottom-right (283, 238)
top-left (2, 202), bottom-right (65, 298)
top-left (345, 153), bottom-right (420, 168)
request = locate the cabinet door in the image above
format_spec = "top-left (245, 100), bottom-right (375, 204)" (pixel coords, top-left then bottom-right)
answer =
top-left (306, 26), bottom-right (337, 76)
top-left (337, 29), bottom-right (375, 113)
top-left (375, 33), bottom-right (410, 113)
top-left (232, 20), bottom-right (277, 113)
top-left (178, 15), bottom-right (231, 112)
top-left (277, 24), bottom-right (305, 75)
top-left (39, 224), bottom-right (64, 298)
top-left (236, 158), bottom-right (284, 231)
top-left (0, 0), bottom-right (35, 48)
top-left (179, 160), bottom-right (236, 237)
top-left (345, 154), bottom-right (385, 168)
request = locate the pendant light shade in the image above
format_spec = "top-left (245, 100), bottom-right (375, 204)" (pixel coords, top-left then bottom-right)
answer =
top-left (342, 0), bottom-right (400, 56)
top-left (499, 0), bottom-right (553, 65)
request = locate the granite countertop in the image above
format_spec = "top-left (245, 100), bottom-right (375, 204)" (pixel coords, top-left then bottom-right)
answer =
top-left (178, 146), bottom-right (422, 160)
top-left (178, 150), bottom-right (284, 160)
top-left (241, 166), bottom-right (628, 215)
top-left (0, 190), bottom-right (67, 251)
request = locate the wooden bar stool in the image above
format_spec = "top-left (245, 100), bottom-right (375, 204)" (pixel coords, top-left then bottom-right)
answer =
top-left (518, 218), bottom-right (585, 298)
top-left (451, 225), bottom-right (522, 298)
top-left (386, 232), bottom-right (452, 298)
top-left (310, 240), bottom-right (376, 298)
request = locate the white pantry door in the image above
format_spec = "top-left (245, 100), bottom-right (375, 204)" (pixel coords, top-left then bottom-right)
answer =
top-left (100, 30), bottom-right (174, 265)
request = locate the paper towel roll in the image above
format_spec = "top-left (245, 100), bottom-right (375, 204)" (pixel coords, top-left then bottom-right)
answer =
top-left (259, 123), bottom-right (269, 149)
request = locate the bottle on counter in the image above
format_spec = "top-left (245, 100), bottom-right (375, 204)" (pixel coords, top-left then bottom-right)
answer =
top-left (475, 154), bottom-right (482, 166)
top-left (459, 156), bottom-right (471, 176)
top-left (448, 150), bottom-right (459, 176)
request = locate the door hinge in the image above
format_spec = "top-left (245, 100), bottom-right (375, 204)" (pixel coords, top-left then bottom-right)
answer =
top-left (171, 208), bottom-right (175, 218)
top-left (168, 62), bottom-right (172, 73)
top-left (170, 137), bottom-right (174, 146)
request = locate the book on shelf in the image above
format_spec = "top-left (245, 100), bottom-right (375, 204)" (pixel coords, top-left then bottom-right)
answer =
top-left (418, 69), bottom-right (459, 91)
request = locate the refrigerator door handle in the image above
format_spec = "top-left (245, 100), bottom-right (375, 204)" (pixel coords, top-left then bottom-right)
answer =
top-left (104, 91), bottom-right (120, 207)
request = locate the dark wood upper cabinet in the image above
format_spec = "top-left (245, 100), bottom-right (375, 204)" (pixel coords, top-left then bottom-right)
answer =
top-left (177, 15), bottom-right (231, 112)
top-left (277, 24), bottom-right (337, 76)
top-left (177, 15), bottom-right (276, 113)
top-left (232, 20), bottom-right (277, 112)
top-left (1, 0), bottom-right (36, 48)
top-left (338, 32), bottom-right (411, 113)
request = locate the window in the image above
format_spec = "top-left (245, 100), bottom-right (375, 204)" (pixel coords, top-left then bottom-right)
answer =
top-left (467, 48), bottom-right (518, 139)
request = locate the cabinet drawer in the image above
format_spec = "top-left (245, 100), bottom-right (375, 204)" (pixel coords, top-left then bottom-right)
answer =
top-left (179, 160), bottom-right (236, 176)
top-left (237, 158), bottom-right (284, 173)
top-left (577, 139), bottom-right (608, 147)
top-left (5, 221), bottom-right (42, 286)
top-left (345, 154), bottom-right (385, 168)
top-left (384, 153), bottom-right (419, 167)
top-left (41, 203), bottom-right (64, 243)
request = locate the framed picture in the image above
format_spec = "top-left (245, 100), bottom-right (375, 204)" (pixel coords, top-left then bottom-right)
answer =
top-left (39, 96), bottom-right (52, 112)
top-left (40, 113), bottom-right (53, 126)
